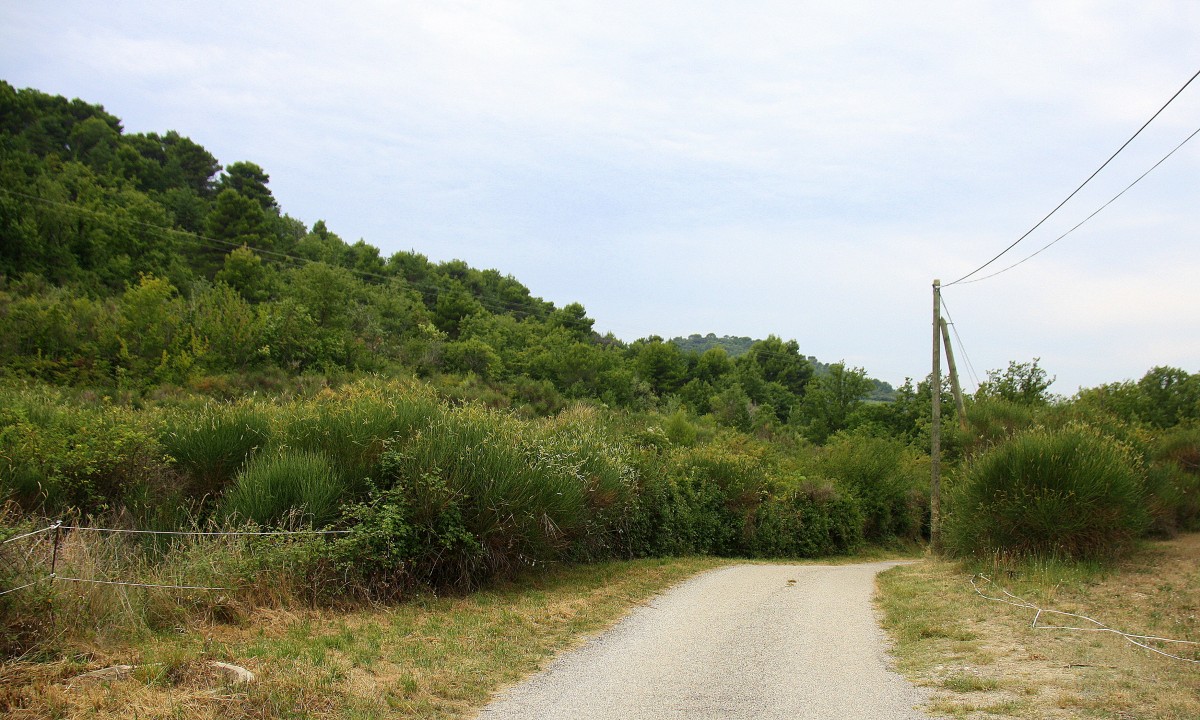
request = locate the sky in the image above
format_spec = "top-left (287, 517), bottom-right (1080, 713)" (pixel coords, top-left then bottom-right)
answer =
top-left (3, 1), bottom-right (1198, 393)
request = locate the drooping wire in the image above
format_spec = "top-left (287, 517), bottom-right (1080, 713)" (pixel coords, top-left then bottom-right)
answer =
top-left (939, 296), bottom-right (981, 392)
top-left (957, 122), bottom-right (1200, 285)
top-left (971, 574), bottom-right (1200, 664)
top-left (945, 67), bottom-right (1200, 287)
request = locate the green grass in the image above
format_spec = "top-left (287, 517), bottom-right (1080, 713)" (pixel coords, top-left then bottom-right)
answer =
top-left (223, 449), bottom-right (345, 527)
top-left (159, 403), bottom-right (271, 499)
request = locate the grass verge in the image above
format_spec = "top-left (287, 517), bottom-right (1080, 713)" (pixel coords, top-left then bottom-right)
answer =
top-left (877, 533), bottom-right (1200, 719)
top-left (0, 556), bottom-right (726, 719)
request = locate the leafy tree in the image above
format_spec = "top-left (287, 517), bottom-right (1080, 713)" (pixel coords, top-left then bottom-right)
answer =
top-left (694, 347), bottom-right (733, 384)
top-left (976, 358), bottom-right (1054, 405)
top-left (432, 280), bottom-right (484, 337)
top-left (443, 338), bottom-right (503, 379)
top-left (113, 275), bottom-right (190, 382)
top-left (215, 246), bottom-right (274, 302)
top-left (218, 161), bottom-right (276, 212)
top-left (797, 363), bottom-right (875, 443)
top-left (295, 219), bottom-right (347, 264)
top-left (737, 336), bottom-right (812, 396)
top-left (632, 337), bottom-right (688, 397)
top-left (1134, 366), bottom-right (1200, 429)
top-left (186, 280), bottom-right (265, 371)
top-left (202, 189), bottom-right (275, 276)
top-left (548, 302), bottom-right (594, 341)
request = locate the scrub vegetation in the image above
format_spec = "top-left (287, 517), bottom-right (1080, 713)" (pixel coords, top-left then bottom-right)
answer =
top-left (2, 81), bottom-right (1200, 718)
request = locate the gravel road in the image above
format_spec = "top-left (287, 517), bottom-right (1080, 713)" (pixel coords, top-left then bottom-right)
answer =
top-left (476, 561), bottom-right (929, 720)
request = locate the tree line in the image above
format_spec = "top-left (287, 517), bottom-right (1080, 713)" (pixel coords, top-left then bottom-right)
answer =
top-left (0, 80), bottom-right (896, 441)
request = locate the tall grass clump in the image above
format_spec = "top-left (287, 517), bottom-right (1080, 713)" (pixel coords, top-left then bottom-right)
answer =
top-left (279, 380), bottom-right (440, 494)
top-left (537, 405), bottom-right (638, 559)
top-left (947, 424), bottom-right (1148, 559)
top-left (222, 449), bottom-right (344, 527)
top-left (1144, 425), bottom-right (1200, 534)
top-left (158, 402), bottom-right (270, 501)
top-left (964, 398), bottom-right (1039, 452)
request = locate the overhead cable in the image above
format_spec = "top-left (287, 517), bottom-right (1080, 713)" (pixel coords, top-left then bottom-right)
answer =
top-left (946, 67), bottom-right (1200, 287)
top-left (957, 123), bottom-right (1200, 285)
top-left (938, 296), bottom-right (981, 391)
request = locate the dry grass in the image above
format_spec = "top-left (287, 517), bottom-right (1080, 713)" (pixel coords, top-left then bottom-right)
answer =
top-left (877, 533), bottom-right (1200, 719)
top-left (0, 556), bottom-right (727, 719)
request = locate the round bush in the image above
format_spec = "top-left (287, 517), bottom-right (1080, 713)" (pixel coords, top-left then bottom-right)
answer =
top-left (947, 425), bottom-right (1147, 559)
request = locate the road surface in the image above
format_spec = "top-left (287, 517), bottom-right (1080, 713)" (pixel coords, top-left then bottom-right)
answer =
top-left (477, 561), bottom-right (929, 720)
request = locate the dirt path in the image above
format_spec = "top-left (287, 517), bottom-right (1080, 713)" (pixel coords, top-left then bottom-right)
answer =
top-left (476, 561), bottom-right (929, 720)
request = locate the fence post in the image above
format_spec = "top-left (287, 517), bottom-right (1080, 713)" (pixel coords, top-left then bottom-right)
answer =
top-left (48, 520), bottom-right (62, 631)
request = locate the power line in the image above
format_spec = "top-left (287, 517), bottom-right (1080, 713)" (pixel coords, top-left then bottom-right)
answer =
top-left (957, 122), bottom-right (1200, 285)
top-left (946, 67), bottom-right (1200, 287)
top-left (939, 296), bottom-right (981, 392)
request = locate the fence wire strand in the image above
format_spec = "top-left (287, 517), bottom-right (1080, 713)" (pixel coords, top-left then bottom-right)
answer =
top-left (52, 575), bottom-right (226, 592)
top-left (971, 574), bottom-right (1200, 664)
top-left (1, 520), bottom-right (341, 598)
top-left (0, 576), bottom-right (50, 597)
top-left (61, 525), bottom-right (350, 536)
top-left (2, 524), bottom-right (59, 545)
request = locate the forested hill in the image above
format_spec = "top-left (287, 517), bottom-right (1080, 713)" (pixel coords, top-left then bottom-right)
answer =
top-left (669, 334), bottom-right (757, 357)
top-left (0, 80), bottom-right (894, 434)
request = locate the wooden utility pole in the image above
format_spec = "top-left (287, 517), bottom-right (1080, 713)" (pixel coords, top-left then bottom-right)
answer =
top-left (930, 280), bottom-right (942, 551)
top-left (940, 318), bottom-right (968, 432)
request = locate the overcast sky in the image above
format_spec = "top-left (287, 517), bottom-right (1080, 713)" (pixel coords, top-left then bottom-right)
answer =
top-left (3, 1), bottom-right (1198, 392)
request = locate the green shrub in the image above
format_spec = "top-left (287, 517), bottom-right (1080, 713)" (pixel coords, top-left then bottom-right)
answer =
top-left (965, 398), bottom-right (1038, 452)
top-left (947, 425), bottom-right (1148, 559)
top-left (0, 394), bottom-right (170, 514)
top-left (818, 432), bottom-right (928, 541)
top-left (1145, 426), bottom-right (1200, 533)
top-left (624, 438), bottom-right (777, 557)
top-left (663, 410), bottom-right (698, 447)
top-left (330, 476), bottom-right (479, 594)
top-left (377, 405), bottom-right (594, 585)
top-left (222, 449), bottom-right (344, 527)
top-left (750, 478), bottom-right (863, 557)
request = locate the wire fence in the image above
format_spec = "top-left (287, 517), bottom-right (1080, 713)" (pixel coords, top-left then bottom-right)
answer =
top-left (0, 521), bottom-right (350, 598)
top-left (971, 573), bottom-right (1200, 664)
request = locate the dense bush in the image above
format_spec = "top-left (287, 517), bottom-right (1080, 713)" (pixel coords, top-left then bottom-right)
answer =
top-left (0, 390), bottom-right (171, 515)
top-left (816, 431), bottom-right (928, 542)
top-left (749, 480), bottom-right (863, 557)
top-left (1144, 425), bottom-right (1200, 534)
top-left (345, 403), bottom-right (638, 588)
top-left (947, 425), bottom-right (1148, 559)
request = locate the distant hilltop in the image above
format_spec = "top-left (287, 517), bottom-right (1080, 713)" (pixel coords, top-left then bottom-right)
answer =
top-left (669, 334), bottom-right (895, 401)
